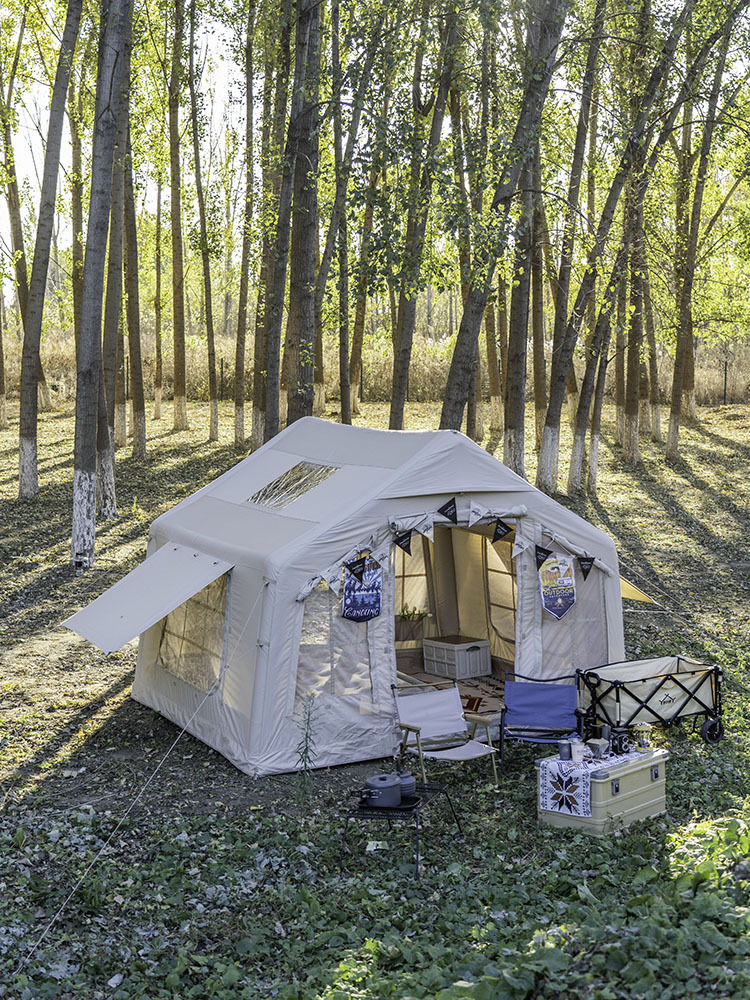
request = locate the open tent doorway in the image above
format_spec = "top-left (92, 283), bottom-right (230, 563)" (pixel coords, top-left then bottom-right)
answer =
top-left (394, 524), bottom-right (517, 683)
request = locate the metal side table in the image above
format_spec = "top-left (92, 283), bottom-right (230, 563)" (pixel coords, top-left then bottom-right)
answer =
top-left (342, 782), bottom-right (462, 879)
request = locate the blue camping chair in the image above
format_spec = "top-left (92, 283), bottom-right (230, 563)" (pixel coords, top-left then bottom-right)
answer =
top-left (499, 674), bottom-right (581, 773)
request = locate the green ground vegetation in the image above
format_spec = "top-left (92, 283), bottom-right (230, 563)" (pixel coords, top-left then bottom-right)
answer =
top-left (1, 401), bottom-right (750, 999)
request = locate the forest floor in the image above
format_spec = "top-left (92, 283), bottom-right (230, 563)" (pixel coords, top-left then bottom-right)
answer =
top-left (1, 399), bottom-right (750, 999)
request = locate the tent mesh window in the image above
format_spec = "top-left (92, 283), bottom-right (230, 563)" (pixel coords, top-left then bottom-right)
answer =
top-left (248, 461), bottom-right (338, 510)
top-left (296, 582), bottom-right (374, 704)
top-left (157, 574), bottom-right (228, 692)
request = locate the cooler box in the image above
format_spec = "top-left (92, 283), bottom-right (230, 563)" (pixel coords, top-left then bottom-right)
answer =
top-left (422, 635), bottom-right (491, 680)
top-left (536, 749), bottom-right (668, 836)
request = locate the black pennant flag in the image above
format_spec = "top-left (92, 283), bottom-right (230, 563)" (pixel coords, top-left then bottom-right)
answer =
top-left (578, 556), bottom-right (595, 580)
top-left (535, 545), bottom-right (553, 570)
top-left (345, 556), bottom-right (367, 583)
top-left (394, 530), bottom-right (412, 555)
top-left (492, 518), bottom-right (513, 543)
top-left (437, 497), bottom-right (458, 523)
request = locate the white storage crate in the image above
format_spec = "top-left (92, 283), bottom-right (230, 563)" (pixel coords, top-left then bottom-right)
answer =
top-left (423, 635), bottom-right (491, 680)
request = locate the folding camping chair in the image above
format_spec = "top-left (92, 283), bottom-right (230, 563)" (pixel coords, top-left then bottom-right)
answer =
top-left (499, 674), bottom-right (580, 773)
top-left (393, 683), bottom-right (499, 786)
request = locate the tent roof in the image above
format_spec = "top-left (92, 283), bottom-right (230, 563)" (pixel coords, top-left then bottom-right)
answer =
top-left (149, 418), bottom-right (614, 570)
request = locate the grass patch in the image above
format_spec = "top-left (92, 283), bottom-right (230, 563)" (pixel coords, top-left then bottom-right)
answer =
top-left (1, 400), bottom-right (749, 998)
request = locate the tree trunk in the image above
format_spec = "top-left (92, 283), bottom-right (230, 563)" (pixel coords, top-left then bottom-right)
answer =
top-left (188, 0), bottom-right (218, 440)
top-left (0, 292), bottom-right (7, 429)
top-left (234, 0), bottom-right (254, 450)
top-left (586, 327), bottom-right (610, 497)
top-left (503, 165), bottom-right (533, 477)
top-left (114, 320), bottom-right (127, 446)
top-left (18, 0), bottom-right (82, 499)
top-left (71, 0), bottom-right (130, 569)
top-left (287, 0), bottom-right (321, 425)
top-left (642, 263), bottom-right (661, 440)
top-left (349, 167), bottom-right (377, 414)
top-left (567, 242), bottom-right (626, 494)
top-left (263, 0), bottom-right (312, 441)
top-left (102, 64), bottom-right (127, 440)
top-left (252, 4), bottom-right (292, 449)
top-left (67, 32), bottom-right (90, 356)
top-left (124, 122), bottom-right (146, 459)
top-left (332, 0), bottom-right (350, 425)
top-left (623, 197), bottom-right (644, 463)
top-left (484, 300), bottom-right (503, 435)
top-left (614, 262), bottom-right (626, 446)
top-left (154, 176), bottom-right (163, 419)
top-left (531, 142), bottom-right (546, 451)
top-left (169, 0), bottom-right (188, 431)
top-left (535, 0), bottom-right (702, 493)
top-left (441, 0), bottom-right (569, 432)
top-left (667, 25), bottom-right (728, 458)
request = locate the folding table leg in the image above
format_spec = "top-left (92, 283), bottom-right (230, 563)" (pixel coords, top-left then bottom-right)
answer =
top-left (440, 789), bottom-right (463, 835)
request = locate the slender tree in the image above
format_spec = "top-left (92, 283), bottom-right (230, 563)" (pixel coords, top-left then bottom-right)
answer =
top-left (169, 0), bottom-right (188, 431)
top-left (188, 0), bottom-right (218, 440)
top-left (18, 0), bottom-right (82, 499)
top-left (71, 0), bottom-right (130, 569)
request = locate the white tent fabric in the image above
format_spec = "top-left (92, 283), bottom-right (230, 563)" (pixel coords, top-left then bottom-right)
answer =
top-left (65, 418), bottom-right (629, 776)
top-left (63, 545), bottom-right (232, 653)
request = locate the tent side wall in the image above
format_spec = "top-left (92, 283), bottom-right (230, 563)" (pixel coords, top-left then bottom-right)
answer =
top-left (131, 548), bottom-right (270, 775)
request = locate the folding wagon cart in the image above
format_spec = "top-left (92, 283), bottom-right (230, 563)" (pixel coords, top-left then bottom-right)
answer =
top-left (577, 655), bottom-right (723, 744)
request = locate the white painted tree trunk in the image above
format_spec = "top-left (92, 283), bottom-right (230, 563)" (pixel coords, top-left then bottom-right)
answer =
top-left (503, 427), bottom-right (525, 478)
top-left (173, 395), bottom-right (188, 431)
top-left (115, 398), bottom-right (127, 447)
top-left (153, 386), bottom-right (161, 420)
top-left (666, 412), bottom-right (680, 459)
top-left (209, 397), bottom-right (218, 442)
top-left (0, 394), bottom-right (6, 430)
top-left (97, 447), bottom-right (117, 517)
top-left (279, 388), bottom-right (288, 429)
top-left (350, 384), bottom-right (360, 416)
top-left (623, 412), bottom-right (640, 462)
top-left (19, 436), bottom-right (38, 498)
top-left (71, 469), bottom-right (97, 569)
top-left (567, 429), bottom-right (586, 495)
top-left (536, 425), bottom-right (559, 494)
top-left (251, 406), bottom-right (265, 451)
top-left (650, 401), bottom-right (662, 441)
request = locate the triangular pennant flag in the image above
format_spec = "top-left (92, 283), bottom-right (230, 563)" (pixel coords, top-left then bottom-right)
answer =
top-left (345, 556), bottom-right (367, 583)
top-left (578, 556), bottom-right (595, 580)
top-left (394, 530), bottom-right (412, 555)
top-left (437, 497), bottom-right (458, 523)
top-left (493, 518), bottom-right (513, 543)
top-left (535, 545), bottom-right (553, 570)
top-left (468, 501), bottom-right (486, 527)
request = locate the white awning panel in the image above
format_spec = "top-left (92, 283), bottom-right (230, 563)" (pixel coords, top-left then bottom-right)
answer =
top-left (63, 544), bottom-right (233, 653)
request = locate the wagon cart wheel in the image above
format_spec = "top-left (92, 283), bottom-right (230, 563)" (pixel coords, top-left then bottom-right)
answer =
top-left (700, 717), bottom-right (724, 745)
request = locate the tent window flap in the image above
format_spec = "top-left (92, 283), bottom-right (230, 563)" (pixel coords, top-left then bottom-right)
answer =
top-left (63, 544), bottom-right (233, 653)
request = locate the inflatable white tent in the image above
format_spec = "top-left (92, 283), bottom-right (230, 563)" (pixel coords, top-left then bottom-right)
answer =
top-left (65, 418), bottom-right (627, 776)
